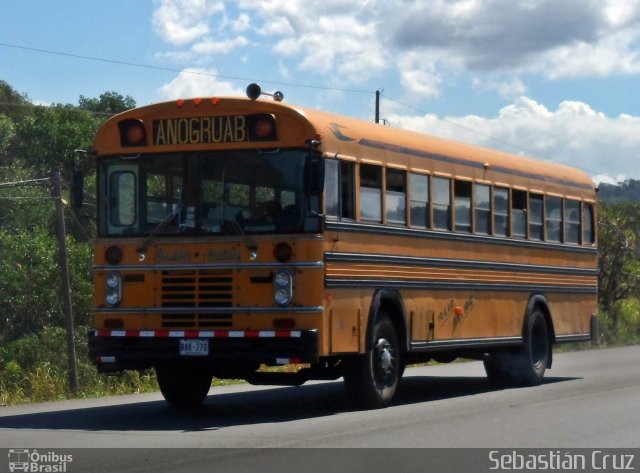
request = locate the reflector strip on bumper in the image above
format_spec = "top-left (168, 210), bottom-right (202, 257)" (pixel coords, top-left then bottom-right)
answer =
top-left (92, 329), bottom-right (302, 338)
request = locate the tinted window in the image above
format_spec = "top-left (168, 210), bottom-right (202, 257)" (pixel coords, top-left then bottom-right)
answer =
top-left (565, 199), bottom-right (581, 244)
top-left (410, 173), bottom-right (429, 227)
top-left (474, 184), bottom-right (491, 234)
top-left (433, 177), bottom-right (451, 230)
top-left (386, 169), bottom-right (406, 224)
top-left (360, 164), bottom-right (382, 222)
top-left (494, 187), bottom-right (509, 237)
top-left (454, 180), bottom-right (472, 232)
top-left (546, 196), bottom-right (563, 242)
top-left (529, 194), bottom-right (544, 240)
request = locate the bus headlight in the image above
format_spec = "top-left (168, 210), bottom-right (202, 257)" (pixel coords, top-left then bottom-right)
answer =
top-left (274, 270), bottom-right (293, 306)
top-left (105, 271), bottom-right (122, 306)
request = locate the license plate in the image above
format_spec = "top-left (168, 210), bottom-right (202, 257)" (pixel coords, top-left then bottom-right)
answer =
top-left (179, 339), bottom-right (209, 356)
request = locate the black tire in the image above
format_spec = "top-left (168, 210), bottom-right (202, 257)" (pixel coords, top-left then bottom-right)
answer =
top-left (156, 364), bottom-right (213, 407)
top-left (344, 312), bottom-right (401, 408)
top-left (483, 308), bottom-right (549, 387)
top-left (515, 308), bottom-right (549, 385)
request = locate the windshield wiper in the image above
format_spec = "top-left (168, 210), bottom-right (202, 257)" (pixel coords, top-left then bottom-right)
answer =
top-left (136, 206), bottom-right (181, 259)
top-left (229, 216), bottom-right (258, 253)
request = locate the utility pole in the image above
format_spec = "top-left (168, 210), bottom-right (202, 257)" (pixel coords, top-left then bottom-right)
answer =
top-left (52, 169), bottom-right (78, 394)
top-left (375, 90), bottom-right (380, 124)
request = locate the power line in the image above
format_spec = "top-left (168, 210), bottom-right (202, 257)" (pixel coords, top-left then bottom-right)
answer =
top-left (0, 41), bottom-right (373, 96)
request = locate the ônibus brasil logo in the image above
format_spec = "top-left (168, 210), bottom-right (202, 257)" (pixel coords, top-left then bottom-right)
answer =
top-left (8, 449), bottom-right (73, 473)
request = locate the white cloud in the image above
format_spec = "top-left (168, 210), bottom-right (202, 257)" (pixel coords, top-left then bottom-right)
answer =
top-left (232, 13), bottom-right (251, 33)
top-left (158, 68), bottom-right (245, 99)
top-left (593, 173), bottom-right (627, 185)
top-left (146, 1), bottom-right (640, 182)
top-left (150, 1), bottom-right (640, 96)
top-left (152, 0), bottom-right (224, 45)
top-left (542, 29), bottom-right (640, 79)
top-left (388, 96), bottom-right (640, 181)
top-left (192, 36), bottom-right (249, 55)
top-left (397, 52), bottom-right (443, 99)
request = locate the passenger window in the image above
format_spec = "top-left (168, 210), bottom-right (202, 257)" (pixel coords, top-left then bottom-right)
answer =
top-left (360, 164), bottom-right (382, 222)
top-left (409, 173), bottom-right (429, 228)
top-left (325, 160), bottom-right (339, 217)
top-left (474, 184), bottom-right (491, 234)
top-left (433, 177), bottom-right (451, 230)
top-left (565, 200), bottom-right (581, 244)
top-left (493, 187), bottom-right (509, 237)
top-left (529, 194), bottom-right (544, 240)
top-left (454, 180), bottom-right (472, 232)
top-left (582, 203), bottom-right (595, 245)
top-left (340, 161), bottom-right (355, 220)
top-left (546, 196), bottom-right (563, 242)
top-left (386, 169), bottom-right (406, 225)
top-left (325, 160), bottom-right (355, 220)
top-left (512, 190), bottom-right (527, 238)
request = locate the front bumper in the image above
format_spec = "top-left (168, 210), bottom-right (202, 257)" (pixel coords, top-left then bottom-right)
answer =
top-left (88, 329), bottom-right (319, 372)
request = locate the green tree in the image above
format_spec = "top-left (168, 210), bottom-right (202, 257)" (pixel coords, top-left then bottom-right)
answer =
top-left (0, 80), bottom-right (30, 122)
top-left (78, 91), bottom-right (135, 115)
top-left (12, 105), bottom-right (100, 177)
top-left (0, 115), bottom-right (15, 160)
top-left (598, 202), bottom-right (640, 342)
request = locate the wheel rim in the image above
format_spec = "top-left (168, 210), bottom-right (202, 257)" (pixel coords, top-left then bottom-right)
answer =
top-left (374, 337), bottom-right (396, 388)
top-left (530, 317), bottom-right (548, 370)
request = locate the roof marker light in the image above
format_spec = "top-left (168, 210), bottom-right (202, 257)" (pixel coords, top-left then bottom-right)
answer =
top-left (176, 99), bottom-right (185, 107)
top-left (194, 98), bottom-right (202, 106)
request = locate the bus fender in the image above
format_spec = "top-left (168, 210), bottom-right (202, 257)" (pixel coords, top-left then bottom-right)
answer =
top-left (524, 294), bottom-right (556, 368)
top-left (365, 289), bottom-right (408, 353)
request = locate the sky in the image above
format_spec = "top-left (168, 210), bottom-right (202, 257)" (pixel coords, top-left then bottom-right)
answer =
top-left (2, 0), bottom-right (640, 184)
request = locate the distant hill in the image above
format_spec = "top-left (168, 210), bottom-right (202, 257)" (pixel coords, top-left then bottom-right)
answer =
top-left (597, 179), bottom-right (640, 203)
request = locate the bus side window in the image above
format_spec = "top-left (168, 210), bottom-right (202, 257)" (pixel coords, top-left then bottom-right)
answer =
top-left (386, 169), bottom-right (406, 225)
top-left (565, 199), bottom-right (581, 244)
top-left (409, 173), bottom-right (429, 228)
top-left (474, 184), bottom-right (491, 234)
top-left (454, 180), bottom-right (472, 232)
top-left (325, 160), bottom-right (339, 217)
top-left (545, 196), bottom-right (563, 242)
top-left (325, 160), bottom-right (355, 220)
top-left (512, 190), bottom-right (527, 238)
top-left (582, 203), bottom-right (595, 245)
top-left (433, 177), bottom-right (451, 230)
top-left (360, 164), bottom-right (382, 222)
top-left (493, 187), bottom-right (509, 237)
top-left (529, 194), bottom-right (544, 240)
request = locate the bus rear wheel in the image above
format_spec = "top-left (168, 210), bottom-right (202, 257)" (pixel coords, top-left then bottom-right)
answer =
top-left (156, 364), bottom-right (213, 407)
top-left (516, 308), bottom-right (550, 385)
top-left (484, 309), bottom-right (549, 387)
top-left (344, 312), bottom-right (401, 408)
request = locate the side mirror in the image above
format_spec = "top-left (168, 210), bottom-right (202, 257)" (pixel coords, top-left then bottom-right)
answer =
top-left (305, 152), bottom-right (325, 198)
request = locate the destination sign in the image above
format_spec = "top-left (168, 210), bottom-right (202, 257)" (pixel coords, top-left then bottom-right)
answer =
top-left (153, 115), bottom-right (248, 146)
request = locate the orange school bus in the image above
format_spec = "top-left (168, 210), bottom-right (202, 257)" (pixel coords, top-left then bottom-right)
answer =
top-left (87, 85), bottom-right (598, 408)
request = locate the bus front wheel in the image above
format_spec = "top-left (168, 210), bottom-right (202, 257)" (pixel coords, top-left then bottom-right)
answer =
top-left (344, 312), bottom-right (401, 408)
top-left (156, 364), bottom-right (213, 407)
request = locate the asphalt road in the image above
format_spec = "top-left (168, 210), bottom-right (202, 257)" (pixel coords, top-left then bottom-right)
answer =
top-left (1, 345), bottom-right (639, 472)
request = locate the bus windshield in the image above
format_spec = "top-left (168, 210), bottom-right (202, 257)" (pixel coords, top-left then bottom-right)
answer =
top-left (99, 148), bottom-right (320, 237)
